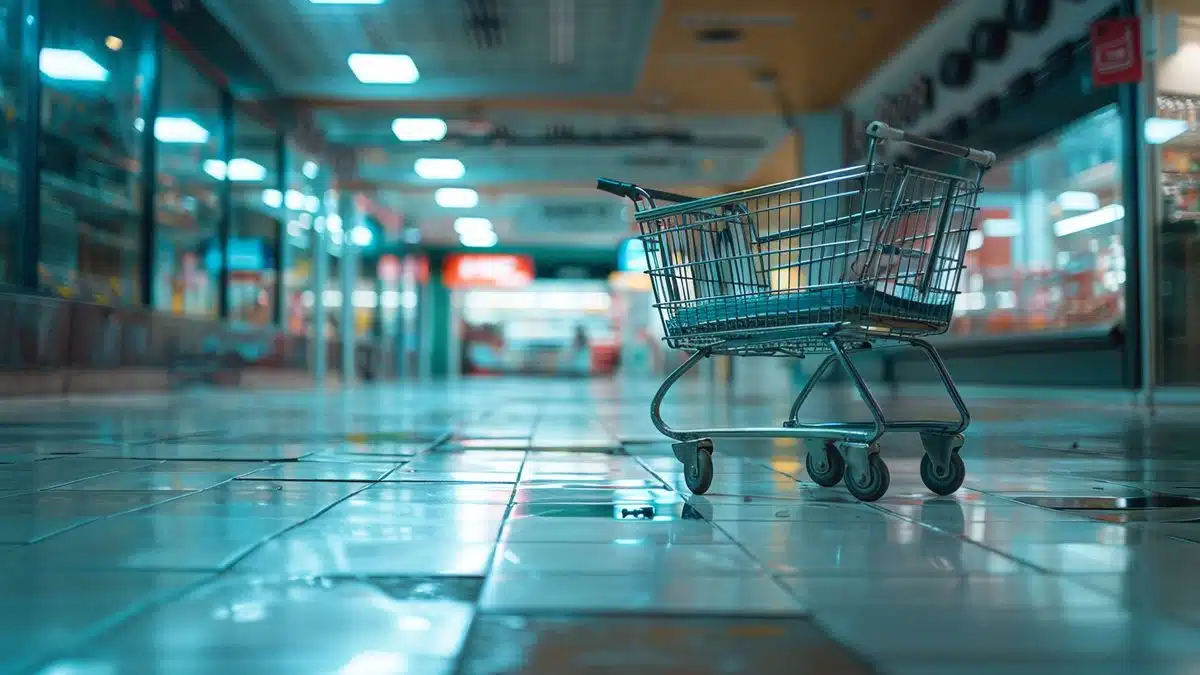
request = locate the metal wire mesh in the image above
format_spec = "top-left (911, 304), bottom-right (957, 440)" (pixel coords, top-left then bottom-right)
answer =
top-left (633, 152), bottom-right (985, 355)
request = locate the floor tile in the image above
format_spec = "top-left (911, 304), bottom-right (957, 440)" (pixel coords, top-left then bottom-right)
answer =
top-left (481, 572), bottom-right (805, 614)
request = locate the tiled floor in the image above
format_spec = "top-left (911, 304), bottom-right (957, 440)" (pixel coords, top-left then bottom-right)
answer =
top-left (5, 379), bottom-right (1200, 673)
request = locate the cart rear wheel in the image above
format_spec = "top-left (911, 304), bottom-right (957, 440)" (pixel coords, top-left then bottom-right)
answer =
top-left (805, 441), bottom-right (845, 487)
top-left (684, 446), bottom-right (714, 495)
top-left (845, 453), bottom-right (890, 502)
top-left (920, 452), bottom-right (966, 496)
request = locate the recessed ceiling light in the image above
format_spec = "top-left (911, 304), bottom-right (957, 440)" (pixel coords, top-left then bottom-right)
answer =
top-left (454, 217), bottom-right (493, 236)
top-left (435, 188), bottom-right (478, 208)
top-left (348, 53), bottom-right (419, 84)
top-left (415, 158), bottom-right (465, 180)
top-left (350, 225), bottom-right (374, 246)
top-left (460, 230), bottom-right (498, 248)
top-left (39, 48), bottom-right (108, 82)
top-left (392, 118), bottom-right (448, 142)
top-left (105, 36), bottom-right (123, 51)
top-left (138, 116), bottom-right (209, 144)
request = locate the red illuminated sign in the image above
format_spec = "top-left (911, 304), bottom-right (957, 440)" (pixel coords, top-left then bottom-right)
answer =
top-left (1091, 17), bottom-right (1142, 87)
top-left (443, 254), bottom-right (534, 289)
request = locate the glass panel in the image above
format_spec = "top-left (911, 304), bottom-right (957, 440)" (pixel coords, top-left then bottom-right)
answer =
top-left (1155, 12), bottom-right (1200, 384)
top-left (229, 103), bottom-right (279, 325)
top-left (0, 0), bottom-right (20, 284)
top-left (950, 105), bottom-right (1125, 336)
top-left (154, 46), bottom-right (222, 318)
top-left (39, 0), bottom-right (146, 303)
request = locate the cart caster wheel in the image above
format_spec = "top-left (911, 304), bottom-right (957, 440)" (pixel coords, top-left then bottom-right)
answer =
top-left (683, 444), bottom-right (714, 495)
top-left (844, 453), bottom-right (890, 502)
top-left (805, 441), bottom-right (845, 487)
top-left (920, 452), bottom-right (966, 496)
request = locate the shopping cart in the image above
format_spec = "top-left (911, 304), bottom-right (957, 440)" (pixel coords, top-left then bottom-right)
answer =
top-left (597, 121), bottom-right (995, 502)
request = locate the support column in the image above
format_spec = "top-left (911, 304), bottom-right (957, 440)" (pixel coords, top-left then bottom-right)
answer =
top-left (339, 192), bottom-right (359, 386)
top-left (273, 135), bottom-right (288, 327)
top-left (14, 0), bottom-right (41, 290)
top-left (311, 183), bottom-right (331, 384)
top-left (135, 19), bottom-right (160, 307)
top-left (216, 89), bottom-right (234, 319)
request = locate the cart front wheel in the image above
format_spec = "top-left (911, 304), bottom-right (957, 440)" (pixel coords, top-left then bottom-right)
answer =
top-left (845, 453), bottom-right (890, 502)
top-left (806, 441), bottom-right (846, 487)
top-left (684, 445), bottom-right (714, 495)
top-left (920, 452), bottom-right (966, 496)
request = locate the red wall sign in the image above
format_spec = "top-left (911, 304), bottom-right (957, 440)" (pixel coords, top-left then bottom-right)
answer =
top-left (1090, 17), bottom-right (1142, 87)
top-left (443, 254), bottom-right (534, 289)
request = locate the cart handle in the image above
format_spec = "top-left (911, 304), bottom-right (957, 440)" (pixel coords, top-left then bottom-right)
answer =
top-left (866, 121), bottom-right (995, 168)
top-left (596, 178), bottom-right (698, 205)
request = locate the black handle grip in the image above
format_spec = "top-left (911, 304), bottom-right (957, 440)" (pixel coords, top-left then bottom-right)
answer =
top-left (596, 177), bottom-right (637, 199)
top-left (596, 177), bottom-right (699, 205)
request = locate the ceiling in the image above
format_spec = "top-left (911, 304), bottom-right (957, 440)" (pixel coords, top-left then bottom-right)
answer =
top-left (197, 0), bottom-right (947, 248)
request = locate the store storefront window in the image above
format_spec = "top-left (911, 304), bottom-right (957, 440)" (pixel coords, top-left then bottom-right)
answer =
top-left (0, 0), bottom-right (20, 284)
top-left (229, 104), bottom-right (279, 325)
top-left (1153, 11), bottom-right (1200, 384)
top-left (951, 105), bottom-right (1125, 336)
top-left (153, 46), bottom-right (222, 318)
top-left (39, 0), bottom-right (146, 303)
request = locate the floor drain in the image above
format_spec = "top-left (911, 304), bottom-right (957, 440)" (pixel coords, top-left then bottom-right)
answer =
top-left (1010, 494), bottom-right (1200, 510)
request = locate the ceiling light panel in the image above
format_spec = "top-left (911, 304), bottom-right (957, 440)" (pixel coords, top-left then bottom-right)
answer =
top-left (415, 158), bottom-right (465, 180)
top-left (348, 53), bottom-right (419, 84)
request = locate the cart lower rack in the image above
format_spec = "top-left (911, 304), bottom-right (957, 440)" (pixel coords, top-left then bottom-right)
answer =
top-left (598, 121), bottom-right (996, 502)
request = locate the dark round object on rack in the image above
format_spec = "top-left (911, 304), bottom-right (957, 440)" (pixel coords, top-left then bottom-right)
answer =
top-left (845, 454), bottom-right (890, 502)
top-left (1005, 0), bottom-right (1053, 33)
top-left (970, 20), bottom-right (1010, 61)
top-left (1010, 70), bottom-right (1037, 101)
top-left (975, 96), bottom-right (1001, 124)
top-left (945, 116), bottom-right (971, 141)
top-left (939, 50), bottom-right (975, 89)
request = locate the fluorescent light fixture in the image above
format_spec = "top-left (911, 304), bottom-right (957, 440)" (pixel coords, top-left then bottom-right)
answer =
top-left (203, 158), bottom-right (267, 182)
top-left (350, 225), bottom-right (374, 246)
top-left (142, 117), bottom-right (210, 144)
top-left (454, 217), bottom-right (493, 236)
top-left (1055, 191), bottom-right (1100, 211)
top-left (262, 189), bottom-right (283, 208)
top-left (304, 195), bottom-right (321, 213)
top-left (39, 48), bottom-right (109, 82)
top-left (435, 187), bottom-right (479, 208)
top-left (326, 214), bottom-right (343, 232)
top-left (415, 158), bottom-right (465, 180)
top-left (460, 230), bottom-right (498, 248)
top-left (1053, 204), bottom-right (1125, 237)
top-left (347, 53), bottom-right (419, 84)
top-left (302, 161), bottom-right (319, 179)
top-left (392, 118), bottom-right (448, 142)
top-left (1145, 117), bottom-right (1189, 145)
top-left (981, 218), bottom-right (1020, 237)
top-left (966, 230), bottom-right (984, 251)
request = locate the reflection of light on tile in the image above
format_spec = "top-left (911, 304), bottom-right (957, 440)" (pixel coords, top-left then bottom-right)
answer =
top-left (230, 601), bottom-right (266, 623)
top-left (503, 550), bottom-right (521, 564)
top-left (339, 651), bottom-right (407, 675)
top-left (396, 614), bottom-right (433, 632)
top-left (614, 538), bottom-right (641, 545)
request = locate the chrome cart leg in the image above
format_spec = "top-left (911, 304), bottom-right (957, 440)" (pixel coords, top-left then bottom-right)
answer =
top-left (902, 337), bottom-right (970, 496)
top-left (784, 354), bottom-right (840, 427)
top-left (905, 338), bottom-right (971, 435)
top-left (650, 347), bottom-right (711, 442)
top-left (830, 338), bottom-right (887, 442)
top-left (652, 348), bottom-right (716, 495)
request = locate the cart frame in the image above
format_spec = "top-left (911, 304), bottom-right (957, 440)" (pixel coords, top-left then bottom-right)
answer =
top-left (598, 121), bottom-right (996, 502)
